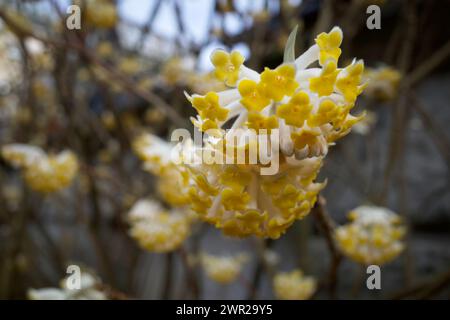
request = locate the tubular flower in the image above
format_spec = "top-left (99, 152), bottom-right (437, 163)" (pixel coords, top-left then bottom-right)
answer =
top-left (200, 253), bottom-right (248, 284)
top-left (309, 61), bottom-right (339, 97)
top-left (336, 60), bottom-right (366, 103)
top-left (211, 49), bottom-right (245, 86)
top-left (179, 26), bottom-right (364, 238)
top-left (277, 91), bottom-right (312, 127)
top-left (273, 269), bottom-right (317, 300)
top-left (259, 65), bottom-right (298, 101)
top-left (133, 133), bottom-right (191, 206)
top-left (2, 144), bottom-right (78, 193)
top-left (246, 112), bottom-right (278, 133)
top-left (238, 79), bottom-right (271, 112)
top-left (335, 205), bottom-right (406, 265)
top-left (363, 66), bottom-right (402, 101)
top-left (128, 199), bottom-right (192, 253)
top-left (315, 26), bottom-right (343, 66)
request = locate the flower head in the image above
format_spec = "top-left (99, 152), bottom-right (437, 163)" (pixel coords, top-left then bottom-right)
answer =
top-left (85, 0), bottom-right (117, 29)
top-left (177, 26), bottom-right (365, 238)
top-left (200, 253), bottom-right (248, 284)
top-left (335, 205), bottom-right (406, 265)
top-left (273, 269), bottom-right (316, 300)
top-left (2, 144), bottom-right (78, 193)
top-left (363, 66), bottom-right (402, 101)
top-left (186, 160), bottom-right (324, 238)
top-left (133, 133), bottom-right (191, 206)
top-left (128, 199), bottom-right (191, 253)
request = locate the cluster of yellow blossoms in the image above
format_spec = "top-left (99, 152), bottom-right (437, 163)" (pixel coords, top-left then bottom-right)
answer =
top-left (128, 199), bottom-right (192, 253)
top-left (335, 205), bottom-right (406, 265)
top-left (273, 269), bottom-right (317, 300)
top-left (363, 66), bottom-right (402, 101)
top-left (200, 253), bottom-right (248, 284)
top-left (180, 26), bottom-right (366, 238)
top-left (84, 0), bottom-right (118, 29)
top-left (2, 144), bottom-right (78, 193)
top-left (133, 134), bottom-right (191, 207)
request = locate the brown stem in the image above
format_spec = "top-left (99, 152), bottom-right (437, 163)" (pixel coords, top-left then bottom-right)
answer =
top-left (312, 196), bottom-right (342, 299)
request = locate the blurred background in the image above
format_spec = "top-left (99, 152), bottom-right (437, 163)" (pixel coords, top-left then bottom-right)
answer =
top-left (0, 0), bottom-right (449, 299)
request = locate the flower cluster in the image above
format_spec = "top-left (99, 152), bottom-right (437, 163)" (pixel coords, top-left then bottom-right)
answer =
top-left (2, 144), bottom-right (78, 193)
top-left (335, 205), bottom-right (406, 265)
top-left (200, 253), bottom-right (248, 284)
top-left (84, 0), bottom-right (118, 29)
top-left (180, 26), bottom-right (365, 238)
top-left (128, 199), bottom-right (192, 253)
top-left (28, 271), bottom-right (106, 300)
top-left (363, 66), bottom-right (401, 101)
top-left (273, 269), bottom-right (317, 300)
top-left (133, 133), bottom-right (191, 207)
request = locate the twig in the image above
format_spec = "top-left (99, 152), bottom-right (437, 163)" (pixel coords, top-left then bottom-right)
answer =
top-left (312, 196), bottom-right (343, 299)
top-left (0, 9), bottom-right (188, 128)
top-left (161, 252), bottom-right (173, 299)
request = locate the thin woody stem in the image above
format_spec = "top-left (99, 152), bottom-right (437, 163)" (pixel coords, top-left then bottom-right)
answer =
top-left (312, 196), bottom-right (343, 299)
top-left (0, 9), bottom-right (188, 128)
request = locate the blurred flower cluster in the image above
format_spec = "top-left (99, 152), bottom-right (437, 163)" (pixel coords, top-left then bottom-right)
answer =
top-left (2, 144), bottom-right (78, 193)
top-left (273, 269), bottom-right (317, 300)
top-left (335, 205), bottom-right (406, 265)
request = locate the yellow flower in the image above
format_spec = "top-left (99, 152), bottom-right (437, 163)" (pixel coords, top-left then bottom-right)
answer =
top-left (191, 116), bottom-right (220, 132)
top-left (309, 61), bottom-right (339, 96)
top-left (173, 26), bottom-right (365, 238)
top-left (291, 128), bottom-right (321, 150)
top-left (85, 0), bottom-right (117, 29)
top-left (238, 79), bottom-right (271, 112)
top-left (132, 133), bottom-right (192, 206)
top-left (132, 133), bottom-right (172, 173)
top-left (191, 92), bottom-right (229, 122)
top-left (315, 26), bottom-right (343, 65)
top-left (273, 269), bottom-right (317, 300)
top-left (2, 144), bottom-right (78, 193)
top-left (200, 253), bottom-right (248, 284)
top-left (246, 112), bottom-right (278, 133)
top-left (307, 99), bottom-right (340, 127)
top-left (260, 64), bottom-right (298, 101)
top-left (128, 199), bottom-right (191, 253)
top-left (336, 60), bottom-right (365, 103)
top-left (219, 166), bottom-right (252, 190)
top-left (335, 205), bottom-right (406, 265)
top-left (210, 49), bottom-right (245, 86)
top-left (157, 167), bottom-right (191, 207)
top-left (363, 66), bottom-right (402, 101)
top-left (221, 188), bottom-right (251, 211)
top-left (276, 91), bottom-right (312, 127)
top-left (187, 164), bottom-right (324, 239)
